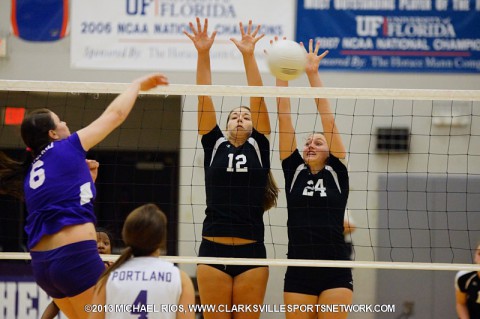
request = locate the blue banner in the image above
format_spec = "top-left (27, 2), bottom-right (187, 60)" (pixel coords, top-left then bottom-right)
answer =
top-left (296, 0), bottom-right (480, 72)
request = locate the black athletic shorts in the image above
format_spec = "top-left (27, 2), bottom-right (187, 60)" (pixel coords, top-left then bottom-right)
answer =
top-left (284, 265), bottom-right (353, 296)
top-left (198, 239), bottom-right (267, 277)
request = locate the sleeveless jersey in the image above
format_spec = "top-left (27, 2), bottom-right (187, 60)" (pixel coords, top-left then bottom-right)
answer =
top-left (282, 150), bottom-right (349, 260)
top-left (202, 125), bottom-right (270, 242)
top-left (24, 133), bottom-right (96, 249)
top-left (456, 271), bottom-right (480, 318)
top-left (11, 0), bottom-right (69, 42)
top-left (106, 257), bottom-right (182, 319)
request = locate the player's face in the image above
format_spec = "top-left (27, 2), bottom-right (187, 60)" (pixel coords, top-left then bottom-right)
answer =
top-left (302, 133), bottom-right (329, 166)
top-left (97, 232), bottom-right (112, 255)
top-left (227, 107), bottom-right (253, 139)
top-left (50, 112), bottom-right (71, 139)
top-left (475, 245), bottom-right (480, 265)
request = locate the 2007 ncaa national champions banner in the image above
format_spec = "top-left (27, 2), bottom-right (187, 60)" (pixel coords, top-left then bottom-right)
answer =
top-left (296, 0), bottom-right (480, 72)
top-left (71, 0), bottom-right (294, 71)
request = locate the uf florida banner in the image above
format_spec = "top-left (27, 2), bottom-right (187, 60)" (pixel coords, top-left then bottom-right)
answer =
top-left (296, 0), bottom-right (480, 72)
top-left (71, 0), bottom-right (294, 71)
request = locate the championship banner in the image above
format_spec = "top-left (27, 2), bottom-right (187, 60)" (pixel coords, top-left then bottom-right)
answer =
top-left (71, 0), bottom-right (295, 71)
top-left (296, 0), bottom-right (480, 73)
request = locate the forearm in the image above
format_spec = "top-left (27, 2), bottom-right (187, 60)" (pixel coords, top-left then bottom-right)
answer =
top-left (277, 79), bottom-right (296, 159)
top-left (307, 71), bottom-right (330, 117)
top-left (196, 51), bottom-right (214, 110)
top-left (243, 52), bottom-right (270, 133)
top-left (307, 71), bottom-right (346, 157)
top-left (243, 52), bottom-right (263, 87)
top-left (196, 51), bottom-right (216, 134)
top-left (197, 52), bottom-right (212, 86)
top-left (105, 82), bottom-right (140, 122)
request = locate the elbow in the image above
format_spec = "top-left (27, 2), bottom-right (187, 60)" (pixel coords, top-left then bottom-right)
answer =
top-left (104, 109), bottom-right (128, 129)
top-left (114, 108), bottom-right (129, 123)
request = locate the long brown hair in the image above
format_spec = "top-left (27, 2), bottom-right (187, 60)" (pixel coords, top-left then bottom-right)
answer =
top-left (0, 152), bottom-right (29, 200)
top-left (97, 203), bottom-right (167, 286)
top-left (0, 109), bottom-right (55, 200)
top-left (263, 170), bottom-right (279, 211)
top-left (226, 106), bottom-right (278, 211)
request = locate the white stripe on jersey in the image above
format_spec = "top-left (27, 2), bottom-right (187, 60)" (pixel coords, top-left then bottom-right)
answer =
top-left (325, 165), bottom-right (342, 193)
top-left (210, 137), bottom-right (228, 167)
top-left (290, 164), bottom-right (342, 193)
top-left (455, 271), bottom-right (477, 291)
top-left (247, 137), bottom-right (263, 167)
top-left (209, 136), bottom-right (264, 168)
top-left (290, 164), bottom-right (307, 193)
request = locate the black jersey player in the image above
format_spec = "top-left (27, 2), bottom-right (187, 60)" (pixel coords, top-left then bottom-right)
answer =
top-left (275, 38), bottom-right (353, 319)
top-left (184, 17), bottom-right (278, 319)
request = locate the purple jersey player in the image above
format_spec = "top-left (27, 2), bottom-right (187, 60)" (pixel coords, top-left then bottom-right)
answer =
top-left (0, 73), bottom-right (168, 319)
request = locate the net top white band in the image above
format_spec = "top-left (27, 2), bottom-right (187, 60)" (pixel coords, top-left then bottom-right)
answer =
top-left (1, 252), bottom-right (479, 272)
top-left (1, 80), bottom-right (479, 101)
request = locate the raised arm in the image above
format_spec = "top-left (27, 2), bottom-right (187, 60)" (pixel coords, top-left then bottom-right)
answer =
top-left (77, 74), bottom-right (168, 151)
top-left (302, 39), bottom-right (346, 159)
top-left (184, 17), bottom-right (217, 135)
top-left (276, 75), bottom-right (297, 162)
top-left (231, 20), bottom-right (270, 135)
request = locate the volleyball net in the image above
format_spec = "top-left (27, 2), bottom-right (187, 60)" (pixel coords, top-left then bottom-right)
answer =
top-left (0, 81), bottom-right (479, 272)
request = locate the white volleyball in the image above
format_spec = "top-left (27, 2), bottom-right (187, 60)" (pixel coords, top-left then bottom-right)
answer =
top-left (266, 40), bottom-right (307, 81)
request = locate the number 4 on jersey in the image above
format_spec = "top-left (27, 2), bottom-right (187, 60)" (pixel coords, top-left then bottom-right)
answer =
top-left (131, 290), bottom-right (148, 319)
top-left (302, 179), bottom-right (327, 197)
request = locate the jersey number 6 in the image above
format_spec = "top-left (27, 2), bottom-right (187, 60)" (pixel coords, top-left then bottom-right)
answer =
top-left (29, 160), bottom-right (46, 189)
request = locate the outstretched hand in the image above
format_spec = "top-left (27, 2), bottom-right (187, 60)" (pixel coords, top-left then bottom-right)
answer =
top-left (299, 39), bottom-right (329, 75)
top-left (264, 35), bottom-right (286, 55)
top-left (183, 17), bottom-right (217, 53)
top-left (134, 73), bottom-right (169, 91)
top-left (230, 20), bottom-right (264, 56)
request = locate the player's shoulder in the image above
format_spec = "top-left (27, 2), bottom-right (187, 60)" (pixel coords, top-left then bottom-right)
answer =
top-left (248, 128), bottom-right (270, 148)
top-left (282, 149), bottom-right (304, 167)
top-left (456, 270), bottom-right (469, 280)
top-left (455, 270), bottom-right (477, 286)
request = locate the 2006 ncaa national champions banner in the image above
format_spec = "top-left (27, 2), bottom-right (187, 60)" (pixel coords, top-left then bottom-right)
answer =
top-left (71, 0), bottom-right (294, 71)
top-left (296, 0), bottom-right (480, 72)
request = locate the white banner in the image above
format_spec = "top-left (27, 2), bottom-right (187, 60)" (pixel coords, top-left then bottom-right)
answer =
top-left (71, 0), bottom-right (295, 71)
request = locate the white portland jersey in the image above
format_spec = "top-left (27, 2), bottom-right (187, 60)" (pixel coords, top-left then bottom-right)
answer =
top-left (106, 257), bottom-right (182, 319)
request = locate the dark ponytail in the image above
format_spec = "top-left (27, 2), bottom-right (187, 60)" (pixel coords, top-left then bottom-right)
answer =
top-left (0, 151), bottom-right (32, 200)
top-left (0, 108), bottom-right (55, 200)
top-left (96, 246), bottom-right (134, 288)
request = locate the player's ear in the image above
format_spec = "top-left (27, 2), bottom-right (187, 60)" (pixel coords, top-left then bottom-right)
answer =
top-left (48, 129), bottom-right (59, 140)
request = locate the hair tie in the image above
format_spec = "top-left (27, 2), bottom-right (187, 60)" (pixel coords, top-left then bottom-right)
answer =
top-left (26, 147), bottom-right (33, 152)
